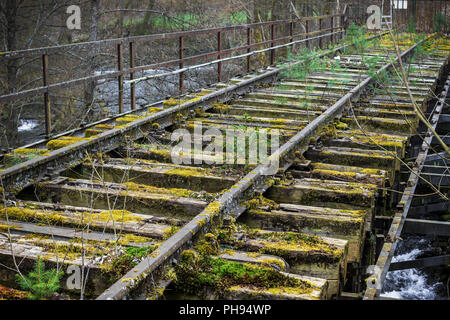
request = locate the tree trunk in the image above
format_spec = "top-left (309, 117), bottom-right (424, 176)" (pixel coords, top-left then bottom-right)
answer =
top-left (1, 0), bottom-right (19, 149)
top-left (83, 0), bottom-right (100, 122)
top-left (137, 0), bottom-right (156, 35)
top-left (118, 0), bottom-right (133, 37)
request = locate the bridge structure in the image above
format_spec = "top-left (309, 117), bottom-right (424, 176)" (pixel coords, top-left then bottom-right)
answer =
top-left (0, 7), bottom-right (449, 300)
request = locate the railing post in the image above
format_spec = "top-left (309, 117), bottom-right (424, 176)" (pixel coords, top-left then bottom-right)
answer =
top-left (446, 3), bottom-right (448, 33)
top-left (331, 16), bottom-right (334, 44)
top-left (179, 36), bottom-right (184, 95)
top-left (117, 43), bottom-right (124, 114)
top-left (289, 21), bottom-right (294, 54)
top-left (129, 42), bottom-right (136, 110)
top-left (246, 27), bottom-right (251, 73)
top-left (270, 24), bottom-right (276, 65)
top-left (342, 4), bottom-right (348, 36)
top-left (42, 54), bottom-right (51, 138)
top-left (319, 18), bottom-right (322, 49)
top-left (217, 31), bottom-right (222, 83)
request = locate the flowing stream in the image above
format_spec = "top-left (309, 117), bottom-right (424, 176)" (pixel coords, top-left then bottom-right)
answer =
top-left (18, 119), bottom-right (39, 132)
top-left (381, 235), bottom-right (447, 300)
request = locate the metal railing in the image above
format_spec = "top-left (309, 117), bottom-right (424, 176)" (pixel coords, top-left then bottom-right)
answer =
top-left (0, 11), bottom-right (347, 138)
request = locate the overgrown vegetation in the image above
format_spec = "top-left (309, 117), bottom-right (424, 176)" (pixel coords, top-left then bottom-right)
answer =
top-left (173, 234), bottom-right (314, 298)
top-left (280, 47), bottom-right (326, 81)
top-left (343, 23), bottom-right (371, 55)
top-left (103, 245), bottom-right (157, 281)
top-left (115, 11), bottom-right (248, 33)
top-left (433, 12), bottom-right (449, 33)
top-left (406, 17), bottom-right (417, 33)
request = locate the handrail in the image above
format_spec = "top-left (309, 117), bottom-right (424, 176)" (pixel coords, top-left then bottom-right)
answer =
top-left (0, 28), bottom-right (342, 104)
top-left (0, 12), bottom-right (347, 138)
top-left (127, 30), bottom-right (343, 85)
top-left (0, 14), bottom-right (343, 60)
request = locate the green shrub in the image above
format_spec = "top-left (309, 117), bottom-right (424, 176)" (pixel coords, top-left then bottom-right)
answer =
top-left (15, 256), bottom-right (63, 300)
top-left (433, 13), bottom-right (448, 33)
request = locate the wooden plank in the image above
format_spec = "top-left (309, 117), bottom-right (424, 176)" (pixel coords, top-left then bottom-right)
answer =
top-left (404, 219), bottom-right (450, 237)
top-left (389, 255), bottom-right (450, 271)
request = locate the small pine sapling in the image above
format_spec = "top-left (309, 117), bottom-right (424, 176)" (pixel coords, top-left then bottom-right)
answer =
top-left (15, 256), bottom-right (64, 300)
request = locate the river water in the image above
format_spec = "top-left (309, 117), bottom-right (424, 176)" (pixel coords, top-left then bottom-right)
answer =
top-left (16, 119), bottom-right (44, 146)
top-left (381, 235), bottom-right (447, 300)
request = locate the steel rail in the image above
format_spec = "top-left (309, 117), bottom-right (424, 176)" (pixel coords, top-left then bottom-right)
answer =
top-left (96, 32), bottom-right (429, 300)
top-left (364, 72), bottom-right (450, 300)
top-left (1, 31), bottom-right (384, 194)
top-left (15, 99), bottom-right (165, 151)
top-left (7, 30), bottom-right (341, 152)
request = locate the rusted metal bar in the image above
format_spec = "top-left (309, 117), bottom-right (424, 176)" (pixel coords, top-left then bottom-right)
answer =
top-left (42, 54), bottom-right (51, 137)
top-left (217, 31), bottom-right (222, 83)
top-left (246, 27), bottom-right (251, 73)
top-left (179, 36), bottom-right (184, 95)
top-left (126, 28), bottom-right (336, 73)
top-left (128, 30), bottom-right (343, 85)
top-left (290, 21), bottom-right (294, 43)
top-left (289, 21), bottom-right (294, 54)
top-left (270, 24), bottom-right (276, 65)
top-left (117, 43), bottom-right (124, 114)
top-left (129, 42), bottom-right (136, 110)
top-left (446, 2), bottom-right (448, 31)
top-left (432, 2), bottom-right (437, 31)
top-left (343, 4), bottom-right (349, 33)
top-left (1, 14), bottom-right (344, 60)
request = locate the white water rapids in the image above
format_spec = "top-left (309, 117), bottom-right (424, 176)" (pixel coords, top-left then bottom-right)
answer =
top-left (381, 237), bottom-right (446, 300)
top-left (18, 119), bottom-right (39, 132)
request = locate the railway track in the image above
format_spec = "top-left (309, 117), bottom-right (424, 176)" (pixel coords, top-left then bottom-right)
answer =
top-left (0, 32), bottom-right (449, 300)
